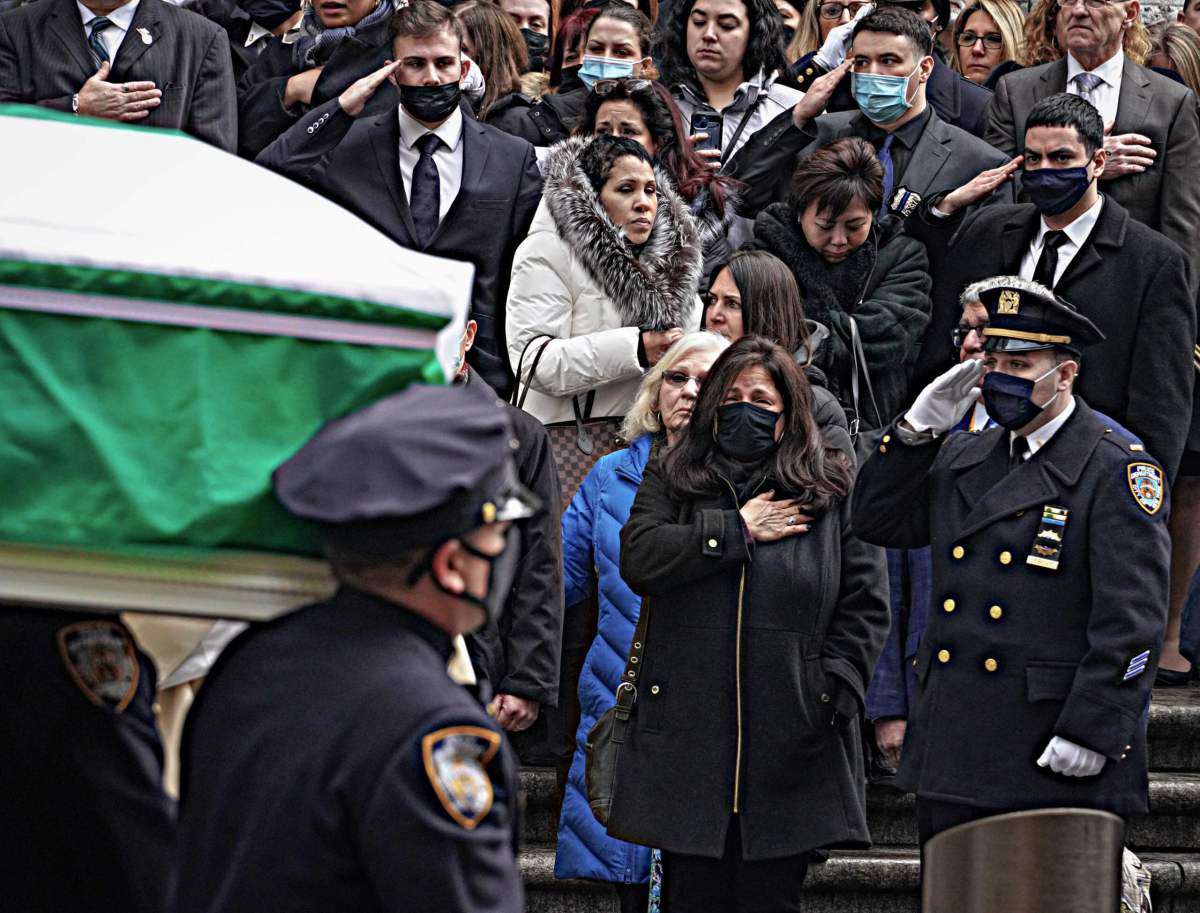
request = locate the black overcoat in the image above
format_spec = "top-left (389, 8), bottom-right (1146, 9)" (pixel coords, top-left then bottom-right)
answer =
top-left (851, 400), bottom-right (1170, 815)
top-left (607, 457), bottom-right (889, 860)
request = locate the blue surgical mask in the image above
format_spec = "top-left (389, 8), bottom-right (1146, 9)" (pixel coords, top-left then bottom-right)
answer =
top-left (980, 363), bottom-right (1064, 431)
top-left (851, 61), bottom-right (922, 125)
top-left (1020, 165), bottom-right (1092, 216)
top-left (579, 55), bottom-right (636, 89)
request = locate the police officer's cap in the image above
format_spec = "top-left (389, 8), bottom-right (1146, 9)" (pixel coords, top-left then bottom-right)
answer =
top-left (273, 384), bottom-right (540, 559)
top-left (973, 276), bottom-right (1105, 357)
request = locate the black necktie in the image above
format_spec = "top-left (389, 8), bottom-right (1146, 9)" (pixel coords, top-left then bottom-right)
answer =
top-left (410, 133), bottom-right (442, 249)
top-left (1032, 229), bottom-right (1067, 289)
top-left (1010, 434), bottom-right (1029, 469)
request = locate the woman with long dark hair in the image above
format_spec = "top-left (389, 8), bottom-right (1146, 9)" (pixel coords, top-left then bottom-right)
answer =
top-left (745, 137), bottom-right (932, 433)
top-left (580, 78), bottom-right (741, 273)
top-left (453, 1), bottom-right (528, 117)
top-left (655, 0), bottom-right (800, 161)
top-left (607, 335), bottom-right (888, 911)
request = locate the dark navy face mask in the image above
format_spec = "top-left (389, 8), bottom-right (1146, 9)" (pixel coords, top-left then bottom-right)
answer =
top-left (1021, 165), bottom-right (1091, 216)
top-left (980, 364), bottom-right (1062, 431)
top-left (715, 402), bottom-right (781, 462)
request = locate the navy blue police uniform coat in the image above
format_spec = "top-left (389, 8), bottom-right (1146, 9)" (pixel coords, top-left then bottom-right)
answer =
top-left (176, 586), bottom-right (522, 913)
top-left (851, 399), bottom-right (1169, 815)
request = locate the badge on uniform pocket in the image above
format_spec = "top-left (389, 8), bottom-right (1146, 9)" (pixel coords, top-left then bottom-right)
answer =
top-left (1026, 505), bottom-right (1068, 570)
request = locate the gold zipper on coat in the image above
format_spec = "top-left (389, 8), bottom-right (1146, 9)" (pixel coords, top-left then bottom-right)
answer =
top-left (732, 565), bottom-right (746, 813)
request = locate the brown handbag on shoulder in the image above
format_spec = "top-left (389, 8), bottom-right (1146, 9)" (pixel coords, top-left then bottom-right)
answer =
top-left (510, 334), bottom-right (624, 510)
top-left (584, 598), bottom-right (650, 827)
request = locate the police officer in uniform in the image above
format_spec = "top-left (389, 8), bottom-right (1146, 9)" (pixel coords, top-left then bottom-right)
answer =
top-left (852, 276), bottom-right (1171, 844)
top-left (176, 383), bottom-right (539, 913)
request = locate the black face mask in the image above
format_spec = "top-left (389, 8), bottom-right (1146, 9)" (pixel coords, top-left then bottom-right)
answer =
top-left (521, 27), bottom-right (550, 72)
top-left (420, 527), bottom-right (520, 626)
top-left (559, 64), bottom-right (583, 91)
top-left (715, 402), bottom-right (781, 462)
top-left (980, 366), bottom-right (1062, 431)
top-left (400, 80), bottom-right (462, 123)
top-left (237, 0), bottom-right (298, 29)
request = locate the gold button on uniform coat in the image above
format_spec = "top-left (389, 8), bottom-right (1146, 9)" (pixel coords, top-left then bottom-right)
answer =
top-left (937, 649), bottom-right (951, 663)
top-left (999, 550), bottom-right (1012, 565)
top-left (984, 658), bottom-right (998, 672)
top-left (943, 599), bottom-right (956, 612)
top-left (952, 546), bottom-right (965, 559)
top-left (989, 605), bottom-right (1003, 620)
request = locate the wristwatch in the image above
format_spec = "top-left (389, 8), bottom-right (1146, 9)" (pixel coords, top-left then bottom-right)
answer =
top-left (71, 93), bottom-right (80, 114)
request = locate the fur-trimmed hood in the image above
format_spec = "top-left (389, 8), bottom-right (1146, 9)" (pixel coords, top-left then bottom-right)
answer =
top-left (540, 137), bottom-right (702, 330)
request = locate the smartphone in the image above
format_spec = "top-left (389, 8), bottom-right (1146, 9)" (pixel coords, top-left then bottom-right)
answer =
top-left (689, 111), bottom-right (724, 152)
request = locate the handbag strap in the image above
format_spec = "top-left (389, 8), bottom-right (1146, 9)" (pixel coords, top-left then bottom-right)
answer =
top-left (847, 316), bottom-right (883, 439)
top-left (613, 599), bottom-right (651, 716)
top-left (719, 94), bottom-right (764, 167)
top-left (512, 337), bottom-right (595, 455)
top-left (511, 334), bottom-right (554, 409)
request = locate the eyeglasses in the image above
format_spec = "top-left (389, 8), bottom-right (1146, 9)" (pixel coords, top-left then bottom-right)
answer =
top-left (818, 1), bottom-right (870, 19)
top-left (662, 370), bottom-right (705, 389)
top-left (956, 30), bottom-right (1004, 49)
top-left (951, 321), bottom-right (989, 347)
top-left (592, 78), bottom-right (654, 96)
top-left (1056, 0), bottom-right (1122, 10)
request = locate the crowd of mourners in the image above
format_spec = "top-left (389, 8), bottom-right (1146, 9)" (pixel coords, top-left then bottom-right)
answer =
top-left (3, 0), bottom-right (1200, 906)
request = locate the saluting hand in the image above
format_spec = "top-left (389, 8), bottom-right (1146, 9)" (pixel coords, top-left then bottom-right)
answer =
top-left (739, 490), bottom-right (812, 543)
top-left (903, 360), bottom-right (985, 436)
top-left (339, 59), bottom-right (401, 117)
top-left (792, 60), bottom-right (852, 129)
top-left (937, 156), bottom-right (1023, 216)
top-left (75, 62), bottom-right (161, 122)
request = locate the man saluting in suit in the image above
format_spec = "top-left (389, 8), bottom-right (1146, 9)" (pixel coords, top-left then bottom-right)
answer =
top-left (256, 0), bottom-right (542, 397)
top-left (908, 93), bottom-right (1195, 479)
top-left (0, 0), bottom-right (237, 151)
top-left (983, 0), bottom-right (1200, 276)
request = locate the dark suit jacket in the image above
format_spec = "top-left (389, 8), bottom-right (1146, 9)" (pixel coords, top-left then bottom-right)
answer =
top-left (985, 57), bottom-right (1200, 277)
top-left (257, 96), bottom-right (543, 394)
top-left (195, 0), bottom-right (265, 84)
top-left (236, 30), bottom-right (393, 159)
top-left (0, 0), bottom-right (236, 151)
top-left (907, 197), bottom-right (1196, 477)
top-left (728, 105), bottom-right (1010, 222)
top-left (791, 53), bottom-right (994, 137)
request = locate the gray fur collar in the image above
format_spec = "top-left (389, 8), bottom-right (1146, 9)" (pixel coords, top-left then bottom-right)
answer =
top-left (542, 137), bottom-right (702, 330)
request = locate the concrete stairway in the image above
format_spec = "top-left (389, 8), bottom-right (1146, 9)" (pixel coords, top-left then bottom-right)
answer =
top-left (518, 685), bottom-right (1200, 911)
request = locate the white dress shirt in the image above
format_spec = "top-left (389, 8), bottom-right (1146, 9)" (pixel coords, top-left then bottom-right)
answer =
top-left (397, 103), bottom-right (464, 225)
top-left (1066, 50), bottom-right (1124, 126)
top-left (1013, 394), bottom-right (1076, 460)
top-left (77, 0), bottom-right (140, 64)
top-left (245, 21), bottom-right (273, 51)
top-left (1019, 195), bottom-right (1104, 286)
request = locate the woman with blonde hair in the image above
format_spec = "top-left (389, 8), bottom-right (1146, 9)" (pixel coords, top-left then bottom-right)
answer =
top-left (1149, 22), bottom-right (1200, 95)
top-left (453, 1), bottom-right (529, 117)
top-left (951, 0), bottom-right (1026, 84)
top-left (554, 331), bottom-right (728, 910)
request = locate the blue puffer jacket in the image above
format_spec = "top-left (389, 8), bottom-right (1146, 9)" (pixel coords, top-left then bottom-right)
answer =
top-left (555, 433), bottom-right (654, 884)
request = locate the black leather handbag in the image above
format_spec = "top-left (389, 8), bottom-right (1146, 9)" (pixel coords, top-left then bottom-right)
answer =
top-left (584, 599), bottom-right (650, 827)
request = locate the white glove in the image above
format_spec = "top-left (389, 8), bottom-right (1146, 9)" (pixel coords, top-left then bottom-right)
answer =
top-left (461, 54), bottom-right (487, 107)
top-left (903, 360), bottom-right (984, 435)
top-left (1037, 736), bottom-right (1107, 778)
top-left (812, 2), bottom-right (874, 71)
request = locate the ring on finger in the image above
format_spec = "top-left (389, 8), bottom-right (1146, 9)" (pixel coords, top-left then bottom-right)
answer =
top-left (787, 516), bottom-right (797, 526)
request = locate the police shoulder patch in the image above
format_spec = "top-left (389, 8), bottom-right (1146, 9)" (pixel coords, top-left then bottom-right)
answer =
top-left (56, 621), bottom-right (139, 712)
top-left (1127, 462), bottom-right (1164, 515)
top-left (421, 725), bottom-right (502, 829)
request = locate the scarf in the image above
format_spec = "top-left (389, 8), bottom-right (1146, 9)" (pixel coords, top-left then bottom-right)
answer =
top-left (291, 0), bottom-right (394, 70)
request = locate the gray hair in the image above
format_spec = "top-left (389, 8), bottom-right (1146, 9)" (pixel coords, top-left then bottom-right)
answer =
top-left (959, 275), bottom-right (1053, 309)
top-left (620, 331), bottom-right (730, 443)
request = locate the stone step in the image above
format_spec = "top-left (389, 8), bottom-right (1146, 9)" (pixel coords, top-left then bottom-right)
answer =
top-left (1151, 685), bottom-right (1200, 771)
top-left (521, 769), bottom-right (1200, 853)
top-left (520, 847), bottom-right (1200, 913)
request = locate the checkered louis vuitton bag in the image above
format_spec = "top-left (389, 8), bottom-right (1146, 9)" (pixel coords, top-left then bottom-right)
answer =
top-left (510, 335), bottom-right (624, 511)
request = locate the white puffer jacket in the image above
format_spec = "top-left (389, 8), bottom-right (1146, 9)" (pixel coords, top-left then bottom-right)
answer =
top-left (505, 138), bottom-right (703, 425)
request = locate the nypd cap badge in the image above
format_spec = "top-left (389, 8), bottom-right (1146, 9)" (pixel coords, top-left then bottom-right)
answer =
top-left (56, 621), bottom-right (139, 712)
top-left (421, 725), bottom-right (502, 829)
top-left (1127, 462), bottom-right (1164, 515)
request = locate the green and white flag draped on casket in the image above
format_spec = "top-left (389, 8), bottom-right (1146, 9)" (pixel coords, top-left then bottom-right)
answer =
top-left (0, 105), bottom-right (474, 619)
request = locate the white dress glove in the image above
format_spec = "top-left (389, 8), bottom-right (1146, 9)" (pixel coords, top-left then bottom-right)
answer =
top-left (1037, 736), bottom-right (1107, 777)
top-left (812, 2), bottom-right (875, 71)
top-left (903, 360), bottom-right (985, 435)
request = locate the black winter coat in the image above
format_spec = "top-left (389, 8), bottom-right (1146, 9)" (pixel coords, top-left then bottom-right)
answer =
top-left (236, 31), bottom-right (393, 159)
top-left (744, 209), bottom-right (932, 430)
top-left (607, 457), bottom-right (889, 860)
top-left (851, 402), bottom-right (1170, 815)
top-left (485, 87), bottom-right (587, 147)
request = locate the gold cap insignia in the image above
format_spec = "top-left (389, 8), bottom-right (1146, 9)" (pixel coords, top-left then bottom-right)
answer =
top-left (997, 290), bottom-right (1021, 315)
